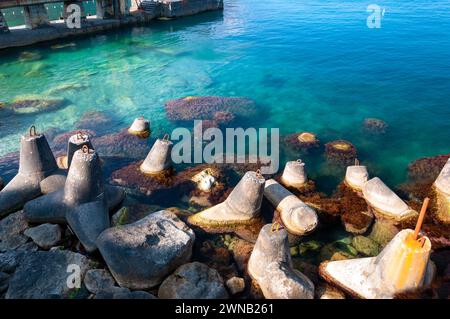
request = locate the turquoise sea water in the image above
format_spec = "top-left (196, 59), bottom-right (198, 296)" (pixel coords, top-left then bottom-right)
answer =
top-left (1, 0), bottom-right (450, 191)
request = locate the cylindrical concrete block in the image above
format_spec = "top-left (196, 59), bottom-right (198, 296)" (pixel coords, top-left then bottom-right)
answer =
top-left (19, 127), bottom-right (58, 176)
top-left (64, 147), bottom-right (104, 205)
top-left (128, 116), bottom-right (151, 138)
top-left (264, 179), bottom-right (318, 236)
top-left (281, 160), bottom-right (307, 188)
top-left (226, 171), bottom-right (265, 218)
top-left (140, 136), bottom-right (173, 175)
top-left (67, 132), bottom-right (93, 169)
top-left (345, 165), bottom-right (369, 191)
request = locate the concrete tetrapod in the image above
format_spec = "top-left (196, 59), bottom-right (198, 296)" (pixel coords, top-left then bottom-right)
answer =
top-left (140, 135), bottom-right (173, 175)
top-left (362, 177), bottom-right (417, 221)
top-left (345, 164), bottom-right (369, 191)
top-left (248, 224), bottom-right (315, 299)
top-left (23, 147), bottom-right (124, 252)
top-left (0, 126), bottom-right (66, 217)
top-left (434, 158), bottom-right (450, 223)
top-left (264, 179), bottom-right (318, 236)
top-left (188, 171), bottom-right (265, 228)
top-left (128, 116), bottom-right (151, 138)
top-left (319, 229), bottom-right (435, 298)
top-left (280, 160), bottom-right (308, 189)
top-left (67, 132), bottom-right (94, 169)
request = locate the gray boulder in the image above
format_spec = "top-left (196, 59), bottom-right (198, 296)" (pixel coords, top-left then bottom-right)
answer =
top-left (0, 211), bottom-right (29, 251)
top-left (24, 223), bottom-right (62, 249)
top-left (158, 262), bottom-right (228, 299)
top-left (5, 250), bottom-right (92, 299)
top-left (97, 210), bottom-right (195, 290)
top-left (83, 269), bottom-right (116, 294)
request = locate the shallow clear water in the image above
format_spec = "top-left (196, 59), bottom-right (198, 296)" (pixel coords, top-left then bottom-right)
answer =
top-left (1, 0), bottom-right (450, 191)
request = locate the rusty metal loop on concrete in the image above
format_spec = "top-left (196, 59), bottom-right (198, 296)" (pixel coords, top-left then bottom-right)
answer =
top-left (355, 158), bottom-right (360, 166)
top-left (29, 125), bottom-right (37, 137)
top-left (418, 237), bottom-right (426, 247)
top-left (82, 145), bottom-right (89, 154)
top-left (271, 222), bottom-right (282, 233)
top-left (163, 133), bottom-right (170, 141)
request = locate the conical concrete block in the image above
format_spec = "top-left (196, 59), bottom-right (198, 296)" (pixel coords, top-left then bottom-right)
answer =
top-left (434, 159), bottom-right (450, 223)
top-left (188, 171), bottom-right (265, 227)
top-left (264, 179), bottom-right (318, 236)
top-left (345, 165), bottom-right (368, 191)
top-left (0, 127), bottom-right (62, 217)
top-left (64, 147), bottom-right (103, 206)
top-left (280, 160), bottom-right (307, 189)
top-left (128, 117), bottom-right (150, 138)
top-left (319, 229), bottom-right (435, 299)
top-left (67, 132), bottom-right (93, 169)
top-left (362, 177), bottom-right (417, 221)
top-left (248, 224), bottom-right (314, 299)
top-left (140, 136), bottom-right (173, 175)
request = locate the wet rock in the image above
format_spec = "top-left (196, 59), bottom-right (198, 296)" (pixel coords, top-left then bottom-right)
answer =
top-left (6, 250), bottom-right (92, 299)
top-left (18, 51), bottom-right (42, 62)
top-left (75, 111), bottom-right (113, 133)
top-left (368, 219), bottom-right (400, 247)
top-left (94, 286), bottom-right (130, 299)
top-left (352, 236), bottom-right (380, 256)
top-left (319, 242), bottom-right (357, 262)
top-left (112, 290), bottom-right (156, 299)
top-left (0, 251), bottom-right (20, 273)
top-left (23, 223), bottom-right (62, 249)
top-left (196, 240), bottom-right (237, 280)
top-left (0, 272), bottom-right (10, 293)
top-left (165, 96), bottom-right (257, 122)
top-left (226, 276), bottom-right (245, 295)
top-left (45, 82), bottom-right (87, 95)
top-left (363, 118), bottom-right (388, 134)
top-left (84, 269), bottom-right (116, 294)
top-left (92, 128), bottom-right (150, 159)
top-left (325, 140), bottom-right (357, 166)
top-left (230, 238), bottom-right (254, 273)
top-left (298, 240), bottom-right (322, 255)
top-left (316, 283), bottom-right (346, 299)
top-left (158, 262), bottom-right (228, 299)
top-left (97, 210), bottom-right (195, 289)
top-left (408, 154), bottom-right (450, 182)
top-left (213, 111), bottom-right (236, 125)
top-left (5, 98), bottom-right (67, 114)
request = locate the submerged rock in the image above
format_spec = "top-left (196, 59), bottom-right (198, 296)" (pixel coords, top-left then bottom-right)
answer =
top-left (75, 111), bottom-right (113, 133)
top-left (408, 154), bottom-right (450, 182)
top-left (351, 236), bottom-right (381, 256)
top-left (165, 96), bottom-right (257, 121)
top-left (92, 128), bottom-right (150, 159)
top-left (23, 223), bottom-right (62, 250)
top-left (4, 98), bottom-right (67, 114)
top-left (325, 140), bottom-right (357, 166)
top-left (284, 132), bottom-right (320, 152)
top-left (363, 118), bottom-right (388, 134)
top-left (96, 210), bottom-right (195, 289)
top-left (158, 262), bottom-right (229, 299)
top-left (6, 250), bottom-right (92, 299)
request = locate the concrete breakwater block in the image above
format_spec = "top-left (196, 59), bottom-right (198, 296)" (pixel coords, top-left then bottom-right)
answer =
top-left (280, 159), bottom-right (308, 190)
top-left (96, 210), bottom-right (195, 290)
top-left (264, 179), bottom-right (318, 236)
top-left (434, 158), bottom-right (450, 223)
top-left (362, 177), bottom-right (417, 221)
top-left (188, 171), bottom-right (265, 228)
top-left (319, 229), bottom-right (435, 299)
top-left (128, 116), bottom-right (151, 138)
top-left (345, 165), bottom-right (369, 191)
top-left (248, 224), bottom-right (315, 299)
top-left (140, 135), bottom-right (173, 175)
top-left (0, 127), bottom-right (65, 218)
top-left (24, 148), bottom-right (124, 252)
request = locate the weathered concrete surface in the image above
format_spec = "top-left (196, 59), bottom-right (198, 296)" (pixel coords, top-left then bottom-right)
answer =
top-left (160, 0), bottom-right (223, 18)
top-left (0, 15), bottom-right (152, 50)
top-left (319, 229), bottom-right (435, 299)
